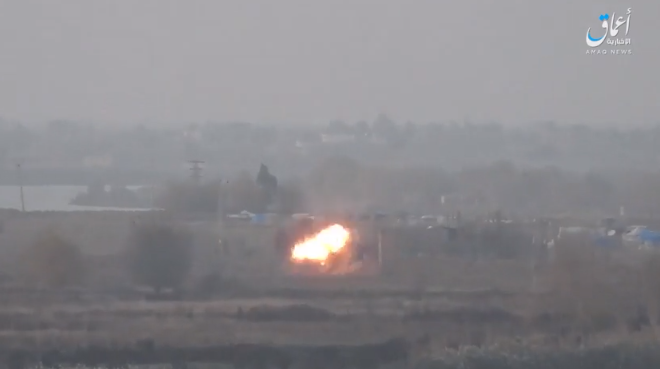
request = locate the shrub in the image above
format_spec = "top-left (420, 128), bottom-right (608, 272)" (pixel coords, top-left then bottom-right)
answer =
top-left (221, 172), bottom-right (269, 213)
top-left (155, 173), bottom-right (290, 215)
top-left (542, 237), bottom-right (642, 336)
top-left (126, 222), bottom-right (193, 293)
top-left (153, 181), bottom-right (221, 214)
top-left (239, 304), bottom-right (335, 322)
top-left (21, 230), bottom-right (84, 288)
top-left (418, 344), bottom-right (660, 369)
top-left (272, 181), bottom-right (307, 215)
top-left (640, 252), bottom-right (660, 341)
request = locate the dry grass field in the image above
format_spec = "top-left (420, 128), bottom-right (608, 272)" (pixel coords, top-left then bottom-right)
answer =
top-left (1, 210), bottom-right (660, 368)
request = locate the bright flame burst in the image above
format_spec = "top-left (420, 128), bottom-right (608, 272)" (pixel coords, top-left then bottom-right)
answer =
top-left (291, 224), bottom-right (350, 264)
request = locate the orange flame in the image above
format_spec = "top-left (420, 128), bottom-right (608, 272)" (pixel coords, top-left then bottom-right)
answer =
top-left (291, 224), bottom-right (350, 263)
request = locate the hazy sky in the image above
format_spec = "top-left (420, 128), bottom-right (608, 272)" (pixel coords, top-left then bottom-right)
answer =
top-left (0, 0), bottom-right (658, 126)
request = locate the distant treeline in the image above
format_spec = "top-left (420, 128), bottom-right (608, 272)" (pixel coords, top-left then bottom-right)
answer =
top-left (0, 168), bottom-right (170, 186)
top-left (153, 158), bottom-right (660, 219)
top-left (2, 157), bottom-right (660, 218)
top-left (4, 119), bottom-right (660, 183)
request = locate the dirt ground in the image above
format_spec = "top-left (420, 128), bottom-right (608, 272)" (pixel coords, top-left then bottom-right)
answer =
top-left (0, 210), bottom-right (659, 368)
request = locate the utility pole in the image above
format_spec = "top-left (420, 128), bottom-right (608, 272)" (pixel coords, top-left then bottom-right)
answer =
top-left (15, 162), bottom-right (25, 212)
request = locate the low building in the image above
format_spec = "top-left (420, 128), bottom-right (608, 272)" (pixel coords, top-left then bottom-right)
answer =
top-left (82, 154), bottom-right (113, 168)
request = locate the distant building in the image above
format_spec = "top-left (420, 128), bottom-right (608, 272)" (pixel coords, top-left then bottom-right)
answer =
top-left (321, 133), bottom-right (356, 144)
top-left (369, 136), bottom-right (388, 145)
top-left (83, 154), bottom-right (113, 168)
top-left (295, 133), bottom-right (322, 149)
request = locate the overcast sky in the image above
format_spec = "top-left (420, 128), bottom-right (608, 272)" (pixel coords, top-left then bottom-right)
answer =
top-left (0, 0), bottom-right (657, 126)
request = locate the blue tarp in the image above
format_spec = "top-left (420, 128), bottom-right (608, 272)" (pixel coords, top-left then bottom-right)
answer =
top-left (251, 213), bottom-right (267, 224)
top-left (639, 229), bottom-right (660, 244)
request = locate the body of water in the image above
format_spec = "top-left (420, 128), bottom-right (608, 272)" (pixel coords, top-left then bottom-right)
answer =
top-left (0, 185), bottom-right (155, 211)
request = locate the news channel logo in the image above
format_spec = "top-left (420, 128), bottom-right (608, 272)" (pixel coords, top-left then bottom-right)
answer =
top-left (585, 7), bottom-right (632, 55)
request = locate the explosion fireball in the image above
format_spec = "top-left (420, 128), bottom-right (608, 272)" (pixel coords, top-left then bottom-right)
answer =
top-left (291, 224), bottom-right (350, 264)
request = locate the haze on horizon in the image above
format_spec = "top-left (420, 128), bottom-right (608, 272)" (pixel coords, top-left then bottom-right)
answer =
top-left (0, 0), bottom-right (658, 127)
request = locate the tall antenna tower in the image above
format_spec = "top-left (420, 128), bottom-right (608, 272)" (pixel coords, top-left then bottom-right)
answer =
top-left (188, 160), bottom-right (205, 184)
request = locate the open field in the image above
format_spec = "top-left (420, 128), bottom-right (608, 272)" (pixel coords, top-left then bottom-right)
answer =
top-left (0, 288), bottom-right (658, 368)
top-left (1, 210), bottom-right (660, 368)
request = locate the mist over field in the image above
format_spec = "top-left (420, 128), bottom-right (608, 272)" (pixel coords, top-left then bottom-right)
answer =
top-left (1, 1), bottom-right (659, 368)
top-left (0, 0), bottom-right (659, 126)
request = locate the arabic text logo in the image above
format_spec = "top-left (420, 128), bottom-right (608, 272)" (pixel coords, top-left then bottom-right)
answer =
top-left (586, 8), bottom-right (631, 48)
